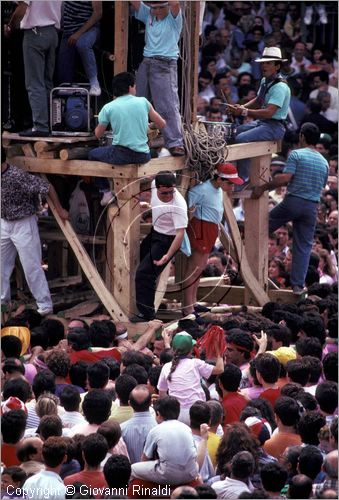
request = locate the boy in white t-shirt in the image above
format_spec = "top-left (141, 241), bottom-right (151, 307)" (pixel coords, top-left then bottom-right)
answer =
top-left (130, 171), bottom-right (188, 322)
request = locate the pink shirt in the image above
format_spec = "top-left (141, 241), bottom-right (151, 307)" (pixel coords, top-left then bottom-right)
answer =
top-left (158, 358), bottom-right (214, 409)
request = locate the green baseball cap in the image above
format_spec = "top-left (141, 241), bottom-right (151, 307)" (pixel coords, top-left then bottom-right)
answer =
top-left (172, 331), bottom-right (196, 353)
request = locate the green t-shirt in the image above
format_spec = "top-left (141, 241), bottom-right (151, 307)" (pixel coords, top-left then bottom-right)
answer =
top-left (259, 78), bottom-right (291, 120)
top-left (98, 94), bottom-right (151, 153)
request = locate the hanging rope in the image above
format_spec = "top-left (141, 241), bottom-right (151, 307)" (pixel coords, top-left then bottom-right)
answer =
top-left (180, 1), bottom-right (230, 182)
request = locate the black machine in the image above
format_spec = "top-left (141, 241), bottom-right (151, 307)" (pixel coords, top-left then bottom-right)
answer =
top-left (50, 84), bottom-right (94, 136)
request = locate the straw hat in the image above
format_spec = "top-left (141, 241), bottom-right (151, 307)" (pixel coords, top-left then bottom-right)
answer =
top-left (255, 47), bottom-right (287, 63)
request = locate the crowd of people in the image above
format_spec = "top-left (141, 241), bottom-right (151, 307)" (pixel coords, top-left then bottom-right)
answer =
top-left (1, 2), bottom-right (338, 499)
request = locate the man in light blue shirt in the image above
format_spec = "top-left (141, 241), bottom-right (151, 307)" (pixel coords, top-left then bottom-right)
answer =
top-left (130, 1), bottom-right (185, 157)
top-left (228, 47), bottom-right (291, 182)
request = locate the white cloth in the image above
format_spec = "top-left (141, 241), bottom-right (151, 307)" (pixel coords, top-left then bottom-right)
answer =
top-left (61, 411), bottom-right (86, 429)
top-left (22, 470), bottom-right (66, 499)
top-left (151, 180), bottom-right (188, 235)
top-left (212, 477), bottom-right (254, 499)
top-left (21, 0), bottom-right (62, 29)
top-left (290, 56), bottom-right (312, 73)
top-left (310, 86), bottom-right (338, 112)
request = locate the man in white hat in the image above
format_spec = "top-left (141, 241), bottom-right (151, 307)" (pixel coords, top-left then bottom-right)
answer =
top-left (227, 47), bottom-right (291, 183)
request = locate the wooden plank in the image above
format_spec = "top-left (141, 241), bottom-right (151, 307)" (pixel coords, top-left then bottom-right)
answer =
top-left (2, 131), bottom-right (96, 143)
top-left (105, 203), bottom-right (120, 297)
top-left (10, 156), bottom-right (185, 178)
top-left (48, 275), bottom-right (82, 289)
top-left (41, 175), bottom-right (127, 321)
top-left (225, 141), bottom-right (279, 162)
top-left (244, 154), bottom-right (271, 303)
top-left (222, 193), bottom-right (269, 306)
top-left (154, 262), bottom-right (173, 312)
top-left (39, 231), bottom-right (106, 245)
top-left (114, 2), bottom-right (129, 74)
top-left (112, 177), bottom-right (141, 315)
top-left (37, 151), bottom-right (57, 159)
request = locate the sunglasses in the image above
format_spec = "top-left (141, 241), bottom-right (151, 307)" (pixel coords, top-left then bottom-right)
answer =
top-left (158, 189), bottom-right (174, 196)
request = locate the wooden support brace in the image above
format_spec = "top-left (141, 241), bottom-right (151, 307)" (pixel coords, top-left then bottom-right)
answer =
top-left (41, 175), bottom-right (127, 321)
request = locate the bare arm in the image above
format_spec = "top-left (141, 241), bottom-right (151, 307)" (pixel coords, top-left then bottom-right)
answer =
top-left (251, 173), bottom-right (293, 199)
top-left (196, 424), bottom-right (210, 470)
top-left (228, 103), bottom-right (279, 120)
top-left (48, 185), bottom-right (69, 220)
top-left (94, 123), bottom-right (107, 139)
top-left (169, 1), bottom-right (180, 17)
top-left (132, 320), bottom-right (163, 351)
top-left (211, 340), bottom-right (224, 375)
top-left (67, 1), bottom-right (102, 45)
top-left (158, 390), bottom-right (167, 398)
top-left (130, 1), bottom-right (141, 12)
top-left (149, 105), bottom-right (166, 130)
top-left (4, 1), bottom-right (27, 36)
top-left (153, 227), bottom-right (185, 267)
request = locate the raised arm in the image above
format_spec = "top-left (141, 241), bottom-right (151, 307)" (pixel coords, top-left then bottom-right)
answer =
top-left (130, 1), bottom-right (141, 12)
top-left (169, 1), bottom-right (181, 17)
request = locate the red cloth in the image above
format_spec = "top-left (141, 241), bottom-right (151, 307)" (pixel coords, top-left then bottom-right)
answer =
top-left (187, 218), bottom-right (218, 254)
top-left (69, 347), bottom-right (121, 364)
top-left (1, 443), bottom-right (20, 467)
top-left (195, 326), bottom-right (226, 359)
top-left (222, 392), bottom-right (247, 426)
top-left (128, 478), bottom-right (201, 499)
top-left (64, 471), bottom-right (107, 499)
top-left (259, 388), bottom-right (281, 407)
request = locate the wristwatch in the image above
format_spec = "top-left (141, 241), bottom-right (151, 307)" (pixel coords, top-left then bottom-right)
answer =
top-left (241, 107), bottom-right (248, 117)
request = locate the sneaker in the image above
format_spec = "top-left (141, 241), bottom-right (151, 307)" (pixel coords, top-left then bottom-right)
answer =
top-left (129, 313), bottom-right (153, 323)
top-left (37, 307), bottom-right (53, 316)
top-left (303, 6), bottom-right (313, 25)
top-left (168, 146), bottom-right (185, 157)
top-left (100, 191), bottom-right (116, 206)
top-left (292, 286), bottom-right (307, 296)
top-left (19, 128), bottom-right (50, 137)
top-left (89, 85), bottom-right (101, 96)
top-left (316, 5), bottom-right (328, 24)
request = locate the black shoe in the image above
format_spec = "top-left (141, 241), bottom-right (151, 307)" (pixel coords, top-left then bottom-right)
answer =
top-left (19, 128), bottom-right (50, 137)
top-left (129, 313), bottom-right (153, 323)
top-left (292, 285), bottom-right (307, 296)
top-left (168, 146), bottom-right (185, 157)
top-left (194, 304), bottom-right (210, 313)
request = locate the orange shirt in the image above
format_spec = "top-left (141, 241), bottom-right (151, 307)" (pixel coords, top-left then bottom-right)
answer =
top-left (263, 431), bottom-right (302, 459)
top-left (64, 471), bottom-right (107, 499)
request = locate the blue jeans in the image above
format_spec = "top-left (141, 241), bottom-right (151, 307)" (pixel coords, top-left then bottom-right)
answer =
top-left (235, 119), bottom-right (286, 180)
top-left (136, 57), bottom-right (183, 149)
top-left (269, 195), bottom-right (318, 287)
top-left (23, 26), bottom-right (58, 131)
top-left (89, 145), bottom-right (151, 191)
top-left (57, 26), bottom-right (100, 84)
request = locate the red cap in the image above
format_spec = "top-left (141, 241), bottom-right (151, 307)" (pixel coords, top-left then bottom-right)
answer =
top-left (217, 163), bottom-right (244, 185)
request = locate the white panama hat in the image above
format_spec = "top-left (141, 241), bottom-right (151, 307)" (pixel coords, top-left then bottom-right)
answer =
top-left (255, 47), bottom-right (287, 63)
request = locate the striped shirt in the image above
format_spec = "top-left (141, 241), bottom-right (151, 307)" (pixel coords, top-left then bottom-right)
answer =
top-left (121, 411), bottom-right (157, 464)
top-left (63, 1), bottom-right (96, 36)
top-left (284, 147), bottom-right (329, 202)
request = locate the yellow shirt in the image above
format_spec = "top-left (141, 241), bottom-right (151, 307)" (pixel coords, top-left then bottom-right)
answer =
top-left (207, 431), bottom-right (221, 468)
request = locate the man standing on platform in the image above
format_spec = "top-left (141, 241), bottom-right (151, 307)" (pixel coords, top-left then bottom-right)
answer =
top-left (227, 47), bottom-right (291, 183)
top-left (251, 123), bottom-right (328, 295)
top-left (4, 1), bottom-right (62, 137)
top-left (130, 171), bottom-right (187, 322)
top-left (130, 1), bottom-right (185, 157)
top-left (1, 147), bottom-right (69, 315)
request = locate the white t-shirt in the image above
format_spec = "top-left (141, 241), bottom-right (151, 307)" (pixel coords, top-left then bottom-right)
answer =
top-left (157, 358), bottom-right (214, 409)
top-left (151, 180), bottom-right (188, 235)
top-left (21, 1), bottom-right (62, 29)
top-left (143, 419), bottom-right (197, 466)
top-left (310, 86), bottom-right (338, 112)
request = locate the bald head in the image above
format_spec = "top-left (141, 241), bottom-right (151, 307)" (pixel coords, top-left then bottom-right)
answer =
top-left (171, 486), bottom-right (199, 499)
top-left (16, 437), bottom-right (43, 462)
top-left (324, 450), bottom-right (338, 479)
top-left (321, 490), bottom-right (338, 499)
top-left (129, 384), bottom-right (152, 412)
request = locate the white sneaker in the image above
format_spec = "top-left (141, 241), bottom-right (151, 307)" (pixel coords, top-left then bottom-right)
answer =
top-left (304, 6), bottom-right (313, 25)
top-left (37, 307), bottom-right (53, 316)
top-left (158, 148), bottom-right (171, 158)
top-left (100, 191), bottom-right (116, 206)
top-left (316, 5), bottom-right (328, 24)
top-left (89, 85), bottom-right (101, 96)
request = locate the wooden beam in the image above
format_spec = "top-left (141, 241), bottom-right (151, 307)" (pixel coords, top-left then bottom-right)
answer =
top-left (244, 154), bottom-right (271, 303)
top-left (112, 177), bottom-right (141, 315)
top-left (225, 141), bottom-right (279, 162)
top-left (42, 176), bottom-right (127, 321)
top-left (114, 2), bottom-right (129, 74)
top-left (222, 194), bottom-right (269, 306)
top-left (10, 156), bottom-right (185, 178)
top-left (2, 131), bottom-right (96, 143)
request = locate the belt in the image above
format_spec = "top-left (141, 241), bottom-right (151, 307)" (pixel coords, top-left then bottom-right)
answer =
top-left (145, 56), bottom-right (175, 61)
top-left (24, 25), bottom-right (55, 31)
